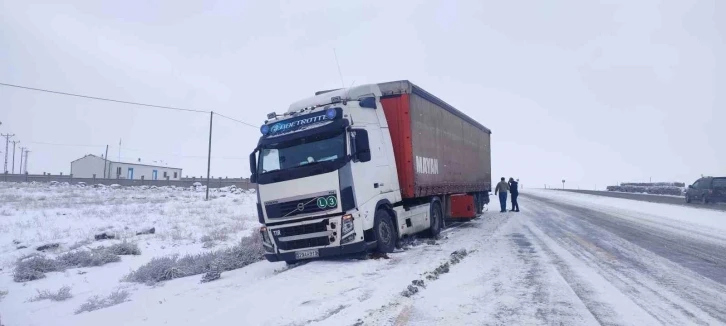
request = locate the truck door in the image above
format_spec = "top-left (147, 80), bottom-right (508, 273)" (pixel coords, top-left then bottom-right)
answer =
top-left (350, 127), bottom-right (390, 200)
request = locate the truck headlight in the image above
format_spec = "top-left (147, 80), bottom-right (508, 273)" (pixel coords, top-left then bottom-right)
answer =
top-left (341, 214), bottom-right (354, 235)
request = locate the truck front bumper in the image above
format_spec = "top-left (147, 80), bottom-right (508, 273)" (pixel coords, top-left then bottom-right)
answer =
top-left (264, 240), bottom-right (367, 262)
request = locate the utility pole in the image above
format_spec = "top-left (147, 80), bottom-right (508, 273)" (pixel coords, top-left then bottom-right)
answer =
top-left (19, 147), bottom-right (27, 174)
top-left (205, 111), bottom-right (214, 200)
top-left (103, 145), bottom-right (109, 178)
top-left (23, 149), bottom-right (30, 174)
top-left (11, 140), bottom-right (19, 174)
top-left (1, 133), bottom-right (15, 173)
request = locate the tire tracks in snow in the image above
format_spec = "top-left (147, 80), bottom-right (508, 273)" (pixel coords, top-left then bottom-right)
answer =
top-left (486, 224), bottom-right (602, 326)
top-left (525, 194), bottom-right (726, 325)
top-left (374, 215), bottom-right (600, 326)
top-left (354, 215), bottom-right (511, 326)
top-left (522, 223), bottom-right (622, 326)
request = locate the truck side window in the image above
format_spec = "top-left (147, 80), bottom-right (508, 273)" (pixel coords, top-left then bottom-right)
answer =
top-left (351, 129), bottom-right (371, 162)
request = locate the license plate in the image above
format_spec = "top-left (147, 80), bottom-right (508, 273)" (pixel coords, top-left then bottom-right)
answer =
top-left (295, 249), bottom-right (320, 260)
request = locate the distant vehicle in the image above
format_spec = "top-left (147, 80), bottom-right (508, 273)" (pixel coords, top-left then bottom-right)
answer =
top-left (249, 80), bottom-right (492, 264)
top-left (685, 177), bottom-right (726, 204)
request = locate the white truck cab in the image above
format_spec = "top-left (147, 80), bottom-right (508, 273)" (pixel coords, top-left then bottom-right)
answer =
top-left (251, 85), bottom-right (409, 263)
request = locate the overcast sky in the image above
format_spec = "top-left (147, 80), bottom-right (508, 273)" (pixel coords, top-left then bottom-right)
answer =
top-left (1, 0), bottom-right (723, 189)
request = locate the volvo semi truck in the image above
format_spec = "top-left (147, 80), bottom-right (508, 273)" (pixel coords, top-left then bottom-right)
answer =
top-left (249, 80), bottom-right (492, 264)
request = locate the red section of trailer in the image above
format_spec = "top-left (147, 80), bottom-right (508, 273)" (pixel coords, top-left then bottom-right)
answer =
top-left (449, 194), bottom-right (476, 219)
top-left (381, 94), bottom-right (415, 199)
top-left (379, 81), bottom-right (492, 199)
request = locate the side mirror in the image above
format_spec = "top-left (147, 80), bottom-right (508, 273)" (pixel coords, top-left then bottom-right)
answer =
top-left (359, 96), bottom-right (376, 109)
top-left (249, 152), bottom-right (258, 183)
top-left (353, 129), bottom-right (371, 162)
top-left (688, 185), bottom-right (694, 189)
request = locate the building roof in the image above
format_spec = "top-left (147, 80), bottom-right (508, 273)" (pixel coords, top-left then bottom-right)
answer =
top-left (72, 154), bottom-right (182, 170)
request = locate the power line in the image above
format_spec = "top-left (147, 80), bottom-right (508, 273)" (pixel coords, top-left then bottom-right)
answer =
top-left (0, 82), bottom-right (208, 114)
top-left (213, 112), bottom-right (257, 128)
top-left (114, 149), bottom-right (245, 160)
top-left (1, 82), bottom-right (259, 129)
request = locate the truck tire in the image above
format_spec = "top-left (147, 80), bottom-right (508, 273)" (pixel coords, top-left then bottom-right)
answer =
top-left (427, 200), bottom-right (443, 237)
top-left (475, 193), bottom-right (484, 214)
top-left (374, 209), bottom-right (396, 253)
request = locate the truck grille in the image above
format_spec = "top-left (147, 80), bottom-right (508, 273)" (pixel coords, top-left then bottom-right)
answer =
top-left (278, 236), bottom-right (330, 251)
top-left (277, 219), bottom-right (328, 237)
top-left (272, 219), bottom-right (330, 251)
top-left (265, 195), bottom-right (338, 219)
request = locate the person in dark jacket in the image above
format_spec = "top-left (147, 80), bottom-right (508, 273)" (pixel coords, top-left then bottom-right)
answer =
top-left (494, 177), bottom-right (510, 213)
top-left (509, 177), bottom-right (520, 212)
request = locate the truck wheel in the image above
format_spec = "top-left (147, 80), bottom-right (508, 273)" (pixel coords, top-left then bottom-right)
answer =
top-left (374, 209), bottom-right (396, 253)
top-left (475, 193), bottom-right (484, 214)
top-left (427, 200), bottom-right (442, 237)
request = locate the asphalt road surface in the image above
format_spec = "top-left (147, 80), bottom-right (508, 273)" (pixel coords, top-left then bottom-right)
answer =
top-left (559, 189), bottom-right (726, 212)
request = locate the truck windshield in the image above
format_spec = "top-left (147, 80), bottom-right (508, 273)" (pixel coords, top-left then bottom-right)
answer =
top-left (259, 132), bottom-right (346, 174)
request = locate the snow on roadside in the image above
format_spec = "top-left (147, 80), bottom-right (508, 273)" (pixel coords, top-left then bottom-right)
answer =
top-left (46, 215), bottom-right (510, 326)
top-left (0, 182), bottom-right (259, 326)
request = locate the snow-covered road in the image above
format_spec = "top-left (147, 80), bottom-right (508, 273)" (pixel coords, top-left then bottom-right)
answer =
top-left (6, 188), bottom-right (726, 325)
top-left (370, 191), bottom-right (726, 325)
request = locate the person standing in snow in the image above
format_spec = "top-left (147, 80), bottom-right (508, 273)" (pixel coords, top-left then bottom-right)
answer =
top-left (494, 177), bottom-right (510, 213)
top-left (509, 177), bottom-right (520, 212)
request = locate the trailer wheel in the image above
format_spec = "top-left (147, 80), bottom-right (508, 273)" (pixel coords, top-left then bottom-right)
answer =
top-left (374, 209), bottom-right (396, 253)
top-left (427, 200), bottom-right (442, 237)
top-left (475, 193), bottom-right (484, 214)
top-left (482, 191), bottom-right (490, 205)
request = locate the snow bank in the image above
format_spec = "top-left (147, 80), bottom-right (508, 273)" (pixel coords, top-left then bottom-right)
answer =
top-left (606, 185), bottom-right (684, 196)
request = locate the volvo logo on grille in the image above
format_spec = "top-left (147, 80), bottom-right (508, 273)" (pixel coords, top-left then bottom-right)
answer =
top-left (297, 203), bottom-right (305, 211)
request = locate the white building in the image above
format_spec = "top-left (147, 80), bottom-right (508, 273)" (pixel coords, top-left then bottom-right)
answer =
top-left (71, 154), bottom-right (183, 180)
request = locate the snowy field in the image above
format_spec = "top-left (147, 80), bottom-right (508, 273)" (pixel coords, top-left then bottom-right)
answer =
top-left (2, 185), bottom-right (726, 326)
top-left (0, 182), bottom-right (260, 326)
